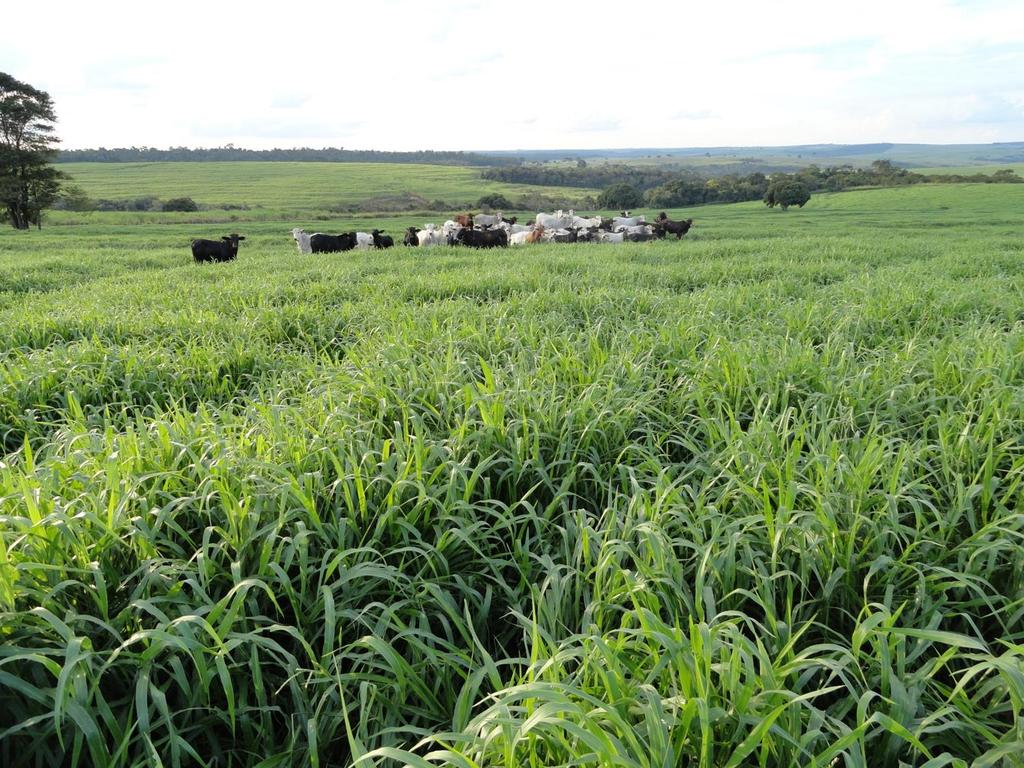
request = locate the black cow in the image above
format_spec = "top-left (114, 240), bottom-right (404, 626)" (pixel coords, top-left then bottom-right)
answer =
top-left (626, 232), bottom-right (659, 242)
top-left (310, 232), bottom-right (357, 253)
top-left (403, 227), bottom-right (421, 247)
top-left (653, 216), bottom-right (693, 239)
top-left (551, 228), bottom-right (578, 243)
top-left (371, 230), bottom-right (394, 249)
top-left (455, 228), bottom-right (508, 248)
top-left (191, 234), bottom-right (245, 263)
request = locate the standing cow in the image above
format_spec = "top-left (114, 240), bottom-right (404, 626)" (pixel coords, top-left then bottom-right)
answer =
top-left (191, 234), bottom-right (245, 263)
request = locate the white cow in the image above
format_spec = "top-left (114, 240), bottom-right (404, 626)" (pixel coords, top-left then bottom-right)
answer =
top-left (442, 220), bottom-right (464, 244)
top-left (535, 210), bottom-right (574, 229)
top-left (291, 227), bottom-right (313, 254)
top-left (612, 215), bottom-right (646, 230)
top-left (509, 230), bottom-right (533, 246)
top-left (508, 223), bottom-right (532, 234)
top-left (571, 215), bottom-right (602, 229)
top-left (354, 232), bottom-right (374, 249)
top-left (474, 212), bottom-right (502, 228)
top-left (417, 224), bottom-right (446, 247)
top-left (623, 224), bottom-right (654, 236)
top-left (599, 231), bottom-right (626, 243)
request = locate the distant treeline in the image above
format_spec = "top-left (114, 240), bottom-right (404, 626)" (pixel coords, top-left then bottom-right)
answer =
top-left (482, 164), bottom-right (680, 190)
top-left (56, 146), bottom-right (522, 166)
top-left (486, 160), bottom-right (1023, 208)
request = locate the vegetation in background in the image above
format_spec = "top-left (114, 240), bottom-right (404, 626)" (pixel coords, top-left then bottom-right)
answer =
top-left (57, 162), bottom-right (597, 217)
top-left (57, 145), bottom-right (521, 167)
top-left (0, 72), bottom-right (66, 229)
top-left (0, 184), bottom-right (1022, 767)
top-left (488, 159), bottom-right (1021, 212)
top-left (763, 178), bottom-right (811, 209)
top-left (597, 182), bottom-right (644, 209)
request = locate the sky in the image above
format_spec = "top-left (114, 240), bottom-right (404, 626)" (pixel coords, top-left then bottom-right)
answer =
top-left (2, 0), bottom-right (1023, 151)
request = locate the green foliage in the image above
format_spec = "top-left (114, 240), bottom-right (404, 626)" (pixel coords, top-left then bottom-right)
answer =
top-left (161, 196), bottom-right (198, 212)
top-left (57, 146), bottom-right (521, 166)
top-left (764, 178), bottom-right (811, 209)
top-left (0, 183), bottom-right (1023, 766)
top-left (0, 72), bottom-right (66, 229)
top-left (597, 182), bottom-right (643, 209)
top-left (476, 192), bottom-right (512, 210)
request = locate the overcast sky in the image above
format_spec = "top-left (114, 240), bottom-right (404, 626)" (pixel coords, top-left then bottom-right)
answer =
top-left (3, 0), bottom-right (1022, 151)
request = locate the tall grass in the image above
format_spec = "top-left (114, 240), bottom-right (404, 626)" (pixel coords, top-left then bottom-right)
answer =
top-left (1, 184), bottom-right (1023, 766)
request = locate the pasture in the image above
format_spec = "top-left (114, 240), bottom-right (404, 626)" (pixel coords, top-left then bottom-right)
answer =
top-left (58, 162), bottom-right (599, 216)
top-left (0, 183), bottom-right (1023, 767)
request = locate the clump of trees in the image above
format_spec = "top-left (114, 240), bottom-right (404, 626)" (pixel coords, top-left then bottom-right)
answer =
top-left (598, 183), bottom-right (644, 209)
top-left (162, 196), bottom-right (198, 212)
top-left (477, 193), bottom-right (513, 210)
top-left (763, 179), bottom-right (811, 210)
top-left (487, 157), bottom-right (1021, 213)
top-left (0, 72), bottom-right (66, 229)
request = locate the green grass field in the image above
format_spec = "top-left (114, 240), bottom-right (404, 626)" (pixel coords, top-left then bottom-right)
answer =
top-left (60, 162), bottom-right (598, 214)
top-left (1, 182), bottom-right (1023, 767)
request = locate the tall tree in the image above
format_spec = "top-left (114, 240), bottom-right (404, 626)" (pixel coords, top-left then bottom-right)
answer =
top-left (0, 72), bottom-right (65, 229)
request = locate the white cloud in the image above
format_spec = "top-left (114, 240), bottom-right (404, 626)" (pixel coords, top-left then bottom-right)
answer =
top-left (2, 0), bottom-right (1022, 149)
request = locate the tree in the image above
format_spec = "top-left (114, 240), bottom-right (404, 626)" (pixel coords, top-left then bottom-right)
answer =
top-left (1, 73), bottom-right (65, 229)
top-left (598, 183), bottom-right (643, 210)
top-left (477, 193), bottom-right (512, 210)
top-left (763, 178), bottom-right (810, 210)
top-left (163, 196), bottom-right (198, 212)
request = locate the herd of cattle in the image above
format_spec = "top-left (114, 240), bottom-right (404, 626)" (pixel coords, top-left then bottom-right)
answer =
top-left (189, 210), bottom-right (694, 261)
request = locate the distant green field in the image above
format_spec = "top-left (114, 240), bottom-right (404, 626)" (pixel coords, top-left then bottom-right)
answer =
top-left (61, 161), bottom-right (598, 213)
top-left (2, 183), bottom-right (1023, 768)
top-left (914, 163), bottom-right (1024, 176)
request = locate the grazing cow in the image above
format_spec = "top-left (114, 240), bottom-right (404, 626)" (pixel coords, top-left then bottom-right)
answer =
top-left (352, 232), bottom-right (374, 249)
top-left (535, 210), bottom-right (573, 229)
top-left (455, 228), bottom-right (508, 248)
top-left (598, 231), bottom-right (625, 243)
top-left (291, 227), bottom-right (314, 254)
top-left (310, 232), bottom-right (357, 253)
top-left (654, 217), bottom-right (694, 239)
top-left (623, 224), bottom-right (654, 236)
top-left (371, 230), bottom-right (394, 249)
top-left (577, 227), bottom-right (601, 243)
top-left (404, 227), bottom-right (421, 247)
top-left (612, 215), bottom-right (646, 230)
top-left (571, 214), bottom-right (602, 229)
top-left (191, 233), bottom-right (245, 263)
top-left (510, 230), bottom-right (532, 245)
top-left (551, 228), bottom-right (578, 243)
top-left (454, 213), bottom-right (474, 228)
top-left (626, 232), bottom-right (658, 242)
top-left (474, 212), bottom-right (502, 228)
top-left (526, 226), bottom-right (545, 244)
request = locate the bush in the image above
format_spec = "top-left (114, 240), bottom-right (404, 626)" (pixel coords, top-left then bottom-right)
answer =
top-left (598, 183), bottom-right (643, 210)
top-left (477, 193), bottom-right (512, 210)
top-left (162, 197), bottom-right (198, 212)
top-left (764, 180), bottom-right (810, 210)
top-left (51, 185), bottom-right (93, 212)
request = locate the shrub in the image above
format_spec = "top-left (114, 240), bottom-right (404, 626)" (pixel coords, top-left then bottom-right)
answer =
top-left (162, 197), bottom-right (199, 212)
top-left (764, 180), bottom-right (810, 210)
top-left (477, 193), bottom-right (512, 210)
top-left (598, 183), bottom-right (643, 210)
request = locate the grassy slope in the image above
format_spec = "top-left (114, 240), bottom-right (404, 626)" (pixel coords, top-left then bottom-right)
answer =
top-left (61, 161), bottom-right (598, 212)
top-left (0, 184), bottom-right (1023, 767)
